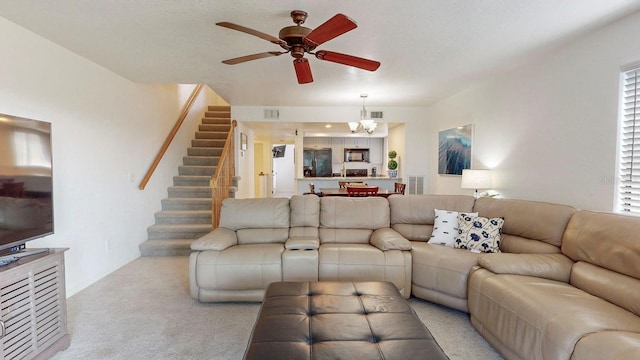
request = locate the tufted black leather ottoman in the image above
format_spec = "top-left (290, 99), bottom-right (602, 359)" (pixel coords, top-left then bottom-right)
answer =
top-left (243, 281), bottom-right (449, 360)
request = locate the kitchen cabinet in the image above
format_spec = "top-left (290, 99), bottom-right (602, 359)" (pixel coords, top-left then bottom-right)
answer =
top-left (303, 137), bottom-right (331, 148)
top-left (303, 136), bottom-right (382, 166)
top-left (331, 138), bottom-right (344, 163)
top-left (343, 138), bottom-right (370, 148)
top-left (369, 138), bottom-right (383, 164)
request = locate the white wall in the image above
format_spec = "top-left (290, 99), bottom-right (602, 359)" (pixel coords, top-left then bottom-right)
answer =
top-left (0, 17), bottom-right (214, 296)
top-left (387, 124), bottom-right (407, 179)
top-left (422, 11), bottom-right (640, 211)
top-left (234, 122), bottom-right (255, 198)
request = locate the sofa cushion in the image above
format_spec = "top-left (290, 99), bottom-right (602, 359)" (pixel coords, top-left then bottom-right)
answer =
top-left (562, 210), bottom-right (640, 280)
top-left (428, 209), bottom-right (477, 247)
top-left (478, 253), bottom-right (573, 283)
top-left (454, 215), bottom-right (503, 253)
top-left (319, 243), bottom-right (411, 298)
top-left (411, 242), bottom-right (480, 312)
top-left (219, 198), bottom-right (290, 231)
top-left (370, 228), bottom-right (412, 251)
top-left (193, 243), bottom-right (284, 291)
top-left (290, 194), bottom-right (320, 227)
top-left (468, 269), bottom-right (640, 360)
top-left (237, 228), bottom-right (289, 245)
top-left (320, 197), bottom-right (389, 230)
top-left (285, 237), bottom-right (319, 250)
top-left (570, 261), bottom-right (640, 317)
top-left (388, 195), bottom-right (476, 242)
top-left (191, 227), bottom-right (237, 251)
top-left (572, 331), bottom-right (640, 360)
top-left (473, 197), bottom-right (575, 253)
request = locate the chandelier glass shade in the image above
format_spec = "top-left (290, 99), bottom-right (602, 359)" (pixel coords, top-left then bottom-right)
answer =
top-left (348, 94), bottom-right (377, 134)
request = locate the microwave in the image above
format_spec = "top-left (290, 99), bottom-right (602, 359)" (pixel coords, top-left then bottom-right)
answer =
top-left (344, 148), bottom-right (370, 162)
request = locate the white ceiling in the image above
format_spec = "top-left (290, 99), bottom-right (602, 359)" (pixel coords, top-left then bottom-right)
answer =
top-left (1, 1), bottom-right (640, 125)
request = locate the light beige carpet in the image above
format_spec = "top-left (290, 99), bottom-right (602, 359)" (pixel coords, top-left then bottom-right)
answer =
top-left (51, 256), bottom-right (503, 360)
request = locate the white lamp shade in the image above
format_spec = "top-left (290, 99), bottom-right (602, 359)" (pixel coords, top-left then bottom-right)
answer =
top-left (461, 169), bottom-right (492, 189)
top-left (347, 122), bottom-right (361, 133)
top-left (360, 119), bottom-right (375, 130)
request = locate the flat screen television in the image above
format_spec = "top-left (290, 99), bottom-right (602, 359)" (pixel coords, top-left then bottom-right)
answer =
top-left (272, 145), bottom-right (286, 158)
top-left (0, 113), bottom-right (54, 255)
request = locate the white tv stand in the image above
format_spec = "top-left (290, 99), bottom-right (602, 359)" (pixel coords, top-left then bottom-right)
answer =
top-left (0, 248), bottom-right (70, 360)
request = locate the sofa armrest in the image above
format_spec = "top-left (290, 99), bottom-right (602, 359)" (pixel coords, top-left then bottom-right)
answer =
top-left (286, 237), bottom-right (319, 250)
top-left (370, 228), bottom-right (412, 251)
top-left (190, 227), bottom-right (237, 251)
top-left (478, 253), bottom-right (574, 283)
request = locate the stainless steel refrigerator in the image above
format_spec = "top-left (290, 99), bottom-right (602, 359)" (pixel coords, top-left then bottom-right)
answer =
top-left (303, 148), bottom-right (332, 177)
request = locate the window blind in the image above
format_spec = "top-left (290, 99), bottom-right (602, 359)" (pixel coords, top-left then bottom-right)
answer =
top-left (618, 67), bottom-right (640, 213)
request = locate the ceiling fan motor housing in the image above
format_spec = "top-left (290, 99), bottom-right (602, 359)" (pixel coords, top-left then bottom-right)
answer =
top-left (279, 26), bottom-right (314, 57)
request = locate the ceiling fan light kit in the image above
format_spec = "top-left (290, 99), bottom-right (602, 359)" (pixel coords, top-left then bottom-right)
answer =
top-left (348, 94), bottom-right (377, 135)
top-left (217, 10), bottom-right (380, 84)
top-left (348, 122), bottom-right (362, 133)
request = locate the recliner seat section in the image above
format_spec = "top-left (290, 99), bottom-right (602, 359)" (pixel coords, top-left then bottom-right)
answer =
top-left (468, 209), bottom-right (640, 360)
top-left (317, 196), bottom-right (412, 298)
top-left (389, 194), bottom-right (477, 311)
top-left (189, 197), bottom-right (290, 302)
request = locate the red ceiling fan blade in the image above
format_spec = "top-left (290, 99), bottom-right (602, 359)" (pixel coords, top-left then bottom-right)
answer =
top-left (293, 58), bottom-right (313, 84)
top-left (303, 14), bottom-right (357, 47)
top-left (315, 50), bottom-right (381, 71)
top-left (216, 22), bottom-right (288, 47)
top-left (221, 51), bottom-right (286, 65)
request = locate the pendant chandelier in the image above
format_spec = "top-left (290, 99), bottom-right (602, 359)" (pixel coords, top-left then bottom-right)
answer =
top-left (348, 94), bottom-right (377, 134)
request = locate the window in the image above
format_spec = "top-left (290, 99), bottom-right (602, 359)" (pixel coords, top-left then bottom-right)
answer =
top-left (617, 66), bottom-right (640, 214)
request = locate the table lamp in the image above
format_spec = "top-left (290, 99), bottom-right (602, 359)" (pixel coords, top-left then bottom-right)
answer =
top-left (461, 169), bottom-right (492, 198)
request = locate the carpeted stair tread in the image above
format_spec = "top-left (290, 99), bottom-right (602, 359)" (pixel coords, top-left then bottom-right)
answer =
top-left (168, 186), bottom-right (212, 198)
top-left (208, 105), bottom-right (230, 111)
top-left (187, 147), bottom-right (223, 157)
top-left (161, 198), bottom-right (212, 211)
top-left (183, 156), bottom-right (219, 166)
top-left (154, 210), bottom-right (212, 225)
top-left (195, 131), bottom-right (228, 139)
top-left (173, 175), bottom-right (211, 186)
top-left (178, 165), bottom-right (217, 176)
top-left (147, 224), bottom-right (212, 240)
top-left (199, 124), bottom-right (231, 132)
top-left (191, 139), bottom-right (225, 148)
top-left (204, 111), bottom-right (231, 117)
top-left (139, 239), bottom-right (194, 256)
top-left (202, 118), bottom-right (231, 125)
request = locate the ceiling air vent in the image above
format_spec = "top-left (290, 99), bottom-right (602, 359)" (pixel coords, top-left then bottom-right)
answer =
top-left (370, 111), bottom-right (383, 119)
top-left (264, 109), bottom-right (280, 119)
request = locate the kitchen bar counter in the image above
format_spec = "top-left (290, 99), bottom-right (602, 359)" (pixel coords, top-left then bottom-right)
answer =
top-left (297, 177), bottom-right (402, 195)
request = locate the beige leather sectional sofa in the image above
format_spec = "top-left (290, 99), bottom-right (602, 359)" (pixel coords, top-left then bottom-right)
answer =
top-left (189, 194), bottom-right (640, 360)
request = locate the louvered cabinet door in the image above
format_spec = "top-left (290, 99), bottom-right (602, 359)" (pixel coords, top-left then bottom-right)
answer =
top-left (0, 249), bottom-right (69, 360)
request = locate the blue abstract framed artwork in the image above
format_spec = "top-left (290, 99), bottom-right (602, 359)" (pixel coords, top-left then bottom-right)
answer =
top-left (438, 124), bottom-right (472, 175)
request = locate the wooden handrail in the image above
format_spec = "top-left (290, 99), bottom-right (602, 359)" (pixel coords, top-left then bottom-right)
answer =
top-left (211, 119), bottom-right (237, 228)
top-left (139, 84), bottom-right (204, 190)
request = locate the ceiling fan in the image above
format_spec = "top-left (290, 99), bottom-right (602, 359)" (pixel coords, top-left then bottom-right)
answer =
top-left (216, 10), bottom-right (381, 84)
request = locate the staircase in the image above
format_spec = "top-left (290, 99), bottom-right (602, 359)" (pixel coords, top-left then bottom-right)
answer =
top-left (139, 106), bottom-right (232, 256)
